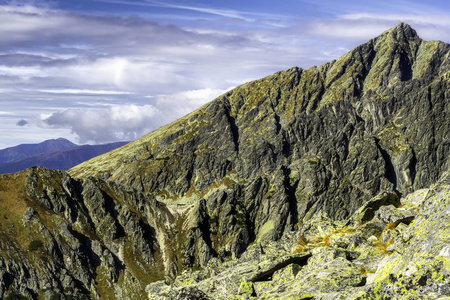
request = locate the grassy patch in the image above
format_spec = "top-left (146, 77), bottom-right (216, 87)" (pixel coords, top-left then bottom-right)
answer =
top-left (331, 227), bottom-right (357, 235)
top-left (28, 239), bottom-right (43, 252)
top-left (358, 266), bottom-right (368, 275)
top-left (5, 292), bottom-right (28, 300)
top-left (383, 222), bottom-right (397, 232)
top-left (373, 240), bottom-right (394, 254)
top-left (293, 236), bottom-right (308, 253)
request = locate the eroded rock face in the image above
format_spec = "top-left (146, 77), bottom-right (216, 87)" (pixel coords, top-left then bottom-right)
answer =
top-left (0, 167), bottom-right (171, 298)
top-left (146, 171), bottom-right (450, 299)
top-left (0, 23), bottom-right (448, 299)
top-left (362, 171), bottom-right (450, 299)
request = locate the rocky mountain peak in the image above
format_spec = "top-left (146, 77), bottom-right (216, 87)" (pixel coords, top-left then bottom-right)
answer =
top-left (69, 24), bottom-right (449, 215)
top-left (383, 22), bottom-right (418, 40)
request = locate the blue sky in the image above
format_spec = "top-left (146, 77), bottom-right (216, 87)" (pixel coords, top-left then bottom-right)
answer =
top-left (0, 0), bottom-right (449, 148)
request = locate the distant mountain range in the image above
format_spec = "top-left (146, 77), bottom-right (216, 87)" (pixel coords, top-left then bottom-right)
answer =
top-left (0, 138), bottom-right (77, 164)
top-left (0, 138), bottom-right (128, 174)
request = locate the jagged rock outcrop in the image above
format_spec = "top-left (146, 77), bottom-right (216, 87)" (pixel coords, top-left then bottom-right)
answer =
top-left (0, 167), bottom-right (171, 298)
top-left (0, 23), bottom-right (448, 299)
top-left (146, 171), bottom-right (450, 299)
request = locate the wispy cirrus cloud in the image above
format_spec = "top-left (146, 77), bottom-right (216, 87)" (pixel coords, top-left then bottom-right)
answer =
top-left (38, 89), bottom-right (131, 95)
top-left (92, 0), bottom-right (284, 23)
top-left (307, 12), bottom-right (450, 43)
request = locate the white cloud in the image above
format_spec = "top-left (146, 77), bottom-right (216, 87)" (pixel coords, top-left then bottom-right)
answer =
top-left (42, 104), bottom-right (160, 143)
top-left (38, 89), bottom-right (131, 95)
top-left (339, 13), bottom-right (450, 24)
top-left (0, 5), bottom-right (256, 94)
top-left (40, 87), bottom-right (229, 144)
top-left (0, 65), bottom-right (45, 77)
top-left (93, 0), bottom-right (284, 24)
top-left (153, 87), bottom-right (232, 117)
top-left (0, 116), bottom-right (75, 149)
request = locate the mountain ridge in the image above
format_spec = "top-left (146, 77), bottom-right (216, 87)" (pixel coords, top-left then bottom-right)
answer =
top-left (0, 138), bottom-right (77, 164)
top-left (0, 23), bottom-right (448, 299)
top-left (0, 141), bottom-right (129, 174)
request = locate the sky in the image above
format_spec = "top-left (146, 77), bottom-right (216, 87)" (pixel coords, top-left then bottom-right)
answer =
top-left (0, 0), bottom-right (449, 149)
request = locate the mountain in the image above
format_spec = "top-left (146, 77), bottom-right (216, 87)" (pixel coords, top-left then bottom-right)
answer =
top-left (0, 138), bottom-right (76, 164)
top-left (0, 141), bottom-right (129, 174)
top-left (0, 23), bottom-right (448, 299)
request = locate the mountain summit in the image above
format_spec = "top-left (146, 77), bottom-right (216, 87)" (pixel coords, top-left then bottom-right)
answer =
top-left (385, 22), bottom-right (418, 38)
top-left (0, 138), bottom-right (76, 164)
top-left (0, 23), bottom-right (449, 299)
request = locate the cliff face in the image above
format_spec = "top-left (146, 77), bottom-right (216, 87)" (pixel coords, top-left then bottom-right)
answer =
top-left (0, 168), bottom-right (167, 299)
top-left (0, 23), bottom-right (449, 299)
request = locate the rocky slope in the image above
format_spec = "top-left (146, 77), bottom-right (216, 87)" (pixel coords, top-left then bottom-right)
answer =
top-left (147, 171), bottom-right (450, 299)
top-left (0, 23), bottom-right (448, 299)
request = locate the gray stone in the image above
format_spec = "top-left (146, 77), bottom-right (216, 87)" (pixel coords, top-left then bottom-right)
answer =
top-left (374, 205), bottom-right (415, 225)
top-left (380, 228), bottom-right (398, 244)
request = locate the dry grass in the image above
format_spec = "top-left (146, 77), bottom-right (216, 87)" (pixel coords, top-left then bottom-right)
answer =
top-left (331, 227), bottom-right (357, 235)
top-left (322, 235), bottom-right (331, 247)
top-left (0, 172), bottom-right (31, 249)
top-left (296, 236), bottom-right (308, 246)
top-left (383, 222), bottom-right (397, 232)
top-left (373, 240), bottom-right (393, 254)
top-left (0, 172), bottom-right (28, 219)
top-left (293, 244), bottom-right (307, 254)
top-left (293, 233), bottom-right (333, 253)
top-left (292, 218), bottom-right (400, 257)
top-left (358, 266), bottom-right (368, 275)
top-left (305, 236), bottom-right (321, 244)
top-left (293, 236), bottom-right (308, 253)
top-left (372, 222), bottom-right (397, 254)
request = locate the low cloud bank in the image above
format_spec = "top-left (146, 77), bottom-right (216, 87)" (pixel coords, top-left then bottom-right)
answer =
top-left (41, 88), bottom-right (230, 144)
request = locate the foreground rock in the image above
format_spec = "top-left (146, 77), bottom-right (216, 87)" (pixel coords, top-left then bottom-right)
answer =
top-left (147, 172), bottom-right (449, 299)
